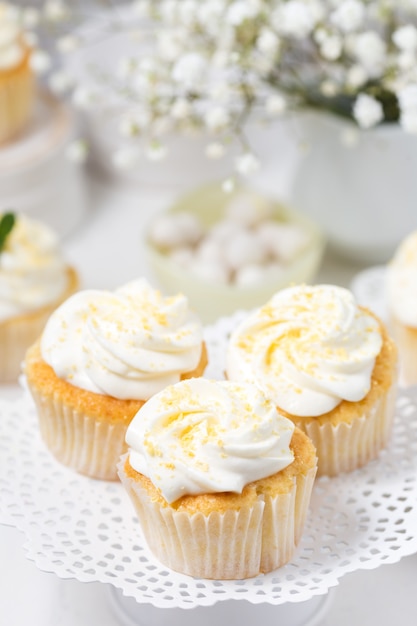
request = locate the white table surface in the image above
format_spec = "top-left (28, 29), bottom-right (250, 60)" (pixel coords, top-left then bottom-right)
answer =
top-left (1, 171), bottom-right (416, 625)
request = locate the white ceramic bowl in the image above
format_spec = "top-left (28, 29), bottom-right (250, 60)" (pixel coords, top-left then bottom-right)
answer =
top-left (145, 184), bottom-right (325, 323)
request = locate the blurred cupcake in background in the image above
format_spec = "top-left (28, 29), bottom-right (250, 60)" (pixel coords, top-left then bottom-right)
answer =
top-left (386, 230), bottom-right (417, 386)
top-left (0, 211), bottom-right (78, 382)
top-left (0, 2), bottom-right (35, 144)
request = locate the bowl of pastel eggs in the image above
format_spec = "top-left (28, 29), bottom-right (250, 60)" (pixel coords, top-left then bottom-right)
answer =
top-left (145, 183), bottom-right (326, 323)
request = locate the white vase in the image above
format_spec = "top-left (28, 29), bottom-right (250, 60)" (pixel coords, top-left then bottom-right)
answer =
top-left (288, 110), bottom-right (417, 264)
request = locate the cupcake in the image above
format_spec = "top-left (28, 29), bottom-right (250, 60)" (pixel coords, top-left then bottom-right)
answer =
top-left (0, 3), bottom-right (34, 144)
top-left (24, 278), bottom-right (208, 481)
top-left (0, 211), bottom-right (78, 382)
top-left (118, 378), bottom-right (317, 579)
top-left (226, 284), bottom-right (398, 477)
top-left (386, 230), bottom-right (417, 386)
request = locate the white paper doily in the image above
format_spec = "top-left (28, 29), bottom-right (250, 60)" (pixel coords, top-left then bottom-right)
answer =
top-left (1, 311), bottom-right (417, 610)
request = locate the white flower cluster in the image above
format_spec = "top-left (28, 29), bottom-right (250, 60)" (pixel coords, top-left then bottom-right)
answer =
top-left (148, 192), bottom-right (310, 286)
top-left (24, 0), bottom-right (417, 171)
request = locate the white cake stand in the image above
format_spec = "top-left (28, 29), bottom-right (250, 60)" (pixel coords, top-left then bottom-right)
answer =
top-left (1, 312), bottom-right (417, 625)
top-left (0, 88), bottom-right (87, 238)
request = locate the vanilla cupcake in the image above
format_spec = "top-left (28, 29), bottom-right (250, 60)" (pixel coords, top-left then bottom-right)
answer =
top-left (226, 284), bottom-right (397, 477)
top-left (24, 278), bottom-right (208, 480)
top-left (0, 212), bottom-right (78, 382)
top-left (0, 3), bottom-right (34, 144)
top-left (118, 378), bottom-right (317, 579)
top-left (386, 230), bottom-right (417, 386)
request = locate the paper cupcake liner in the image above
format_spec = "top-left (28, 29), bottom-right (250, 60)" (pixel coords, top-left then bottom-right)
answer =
top-left (118, 457), bottom-right (317, 580)
top-left (29, 386), bottom-right (127, 481)
top-left (260, 465), bottom-right (317, 573)
top-left (0, 59), bottom-right (34, 144)
top-left (389, 317), bottom-right (417, 386)
top-left (0, 268), bottom-right (78, 383)
top-left (0, 306), bottom-right (57, 383)
top-left (298, 383), bottom-right (397, 477)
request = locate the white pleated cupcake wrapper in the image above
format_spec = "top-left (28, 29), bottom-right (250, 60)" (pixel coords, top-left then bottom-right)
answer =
top-left (300, 382), bottom-right (397, 477)
top-left (118, 456), bottom-right (317, 580)
top-left (29, 387), bottom-right (127, 481)
top-left (0, 68), bottom-right (34, 143)
top-left (0, 309), bottom-right (52, 383)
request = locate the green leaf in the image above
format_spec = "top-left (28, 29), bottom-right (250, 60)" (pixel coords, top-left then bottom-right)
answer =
top-left (0, 212), bottom-right (16, 254)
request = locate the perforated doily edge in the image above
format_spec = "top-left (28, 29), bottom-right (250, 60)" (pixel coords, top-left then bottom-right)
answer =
top-left (19, 534), bottom-right (340, 608)
top-left (5, 514), bottom-right (415, 609)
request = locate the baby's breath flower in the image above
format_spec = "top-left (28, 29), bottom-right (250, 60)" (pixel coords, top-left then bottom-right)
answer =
top-left (345, 64), bottom-right (368, 89)
top-left (29, 49), bottom-right (52, 74)
top-left (400, 109), bottom-right (417, 133)
top-left (23, 0), bottom-right (417, 178)
top-left (265, 94), bottom-right (287, 115)
top-left (172, 52), bottom-right (206, 88)
top-left (331, 0), bottom-right (365, 33)
top-left (393, 25), bottom-right (417, 51)
top-left (72, 85), bottom-right (99, 110)
top-left (119, 116), bottom-right (140, 138)
top-left (320, 34), bottom-right (343, 60)
top-left (256, 28), bottom-right (280, 55)
top-left (352, 31), bottom-right (386, 77)
top-left (43, 0), bottom-right (69, 23)
top-left (226, 0), bottom-right (260, 26)
top-left (235, 152), bottom-right (260, 175)
top-left (205, 106), bottom-right (230, 131)
top-left (274, 1), bottom-right (319, 39)
top-left (320, 80), bottom-right (339, 97)
top-left (353, 93), bottom-right (384, 129)
top-left (171, 98), bottom-right (192, 120)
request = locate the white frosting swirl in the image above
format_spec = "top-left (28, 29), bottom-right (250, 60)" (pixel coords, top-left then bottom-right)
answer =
top-left (386, 230), bottom-right (417, 328)
top-left (0, 214), bottom-right (70, 322)
top-left (40, 279), bottom-right (204, 400)
top-left (126, 378), bottom-right (295, 504)
top-left (226, 284), bottom-right (382, 417)
top-left (0, 3), bottom-right (25, 70)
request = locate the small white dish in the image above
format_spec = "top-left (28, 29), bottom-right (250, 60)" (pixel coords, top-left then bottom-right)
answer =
top-left (145, 183), bottom-right (325, 323)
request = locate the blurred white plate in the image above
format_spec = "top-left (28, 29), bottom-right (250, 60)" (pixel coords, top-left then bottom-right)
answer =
top-left (350, 265), bottom-right (387, 321)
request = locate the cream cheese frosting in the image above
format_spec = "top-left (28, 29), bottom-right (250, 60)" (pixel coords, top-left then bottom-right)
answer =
top-left (0, 3), bottom-right (25, 71)
top-left (0, 213), bottom-right (70, 322)
top-left (40, 278), bottom-right (204, 400)
top-left (126, 378), bottom-right (295, 503)
top-left (226, 284), bottom-right (382, 417)
top-left (386, 230), bottom-right (417, 328)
